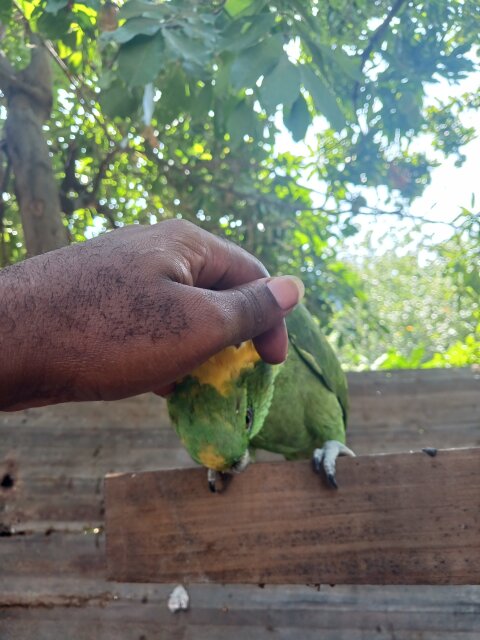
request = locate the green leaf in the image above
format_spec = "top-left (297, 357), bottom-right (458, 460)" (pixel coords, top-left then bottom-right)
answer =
top-left (259, 55), bottom-right (300, 114)
top-left (119, 0), bottom-right (170, 20)
top-left (98, 80), bottom-right (140, 119)
top-left (163, 27), bottom-right (210, 63)
top-left (329, 47), bottom-right (362, 82)
top-left (225, 0), bottom-right (268, 17)
top-left (117, 34), bottom-right (165, 87)
top-left (79, 0), bottom-right (100, 8)
top-left (98, 69), bottom-right (116, 90)
top-left (192, 83), bottom-right (214, 121)
top-left (230, 34), bottom-right (283, 89)
top-left (45, 0), bottom-right (69, 13)
top-left (221, 13), bottom-right (275, 52)
top-left (37, 10), bottom-right (72, 39)
top-left (156, 70), bottom-right (190, 122)
top-left (227, 99), bottom-right (256, 148)
top-left (103, 18), bottom-right (162, 44)
top-left (180, 18), bottom-right (218, 45)
top-left (301, 66), bottom-right (345, 131)
top-left (0, 0), bottom-right (12, 21)
top-left (308, 38), bottom-right (362, 82)
top-left (224, 0), bottom-right (255, 17)
top-left (213, 54), bottom-right (233, 97)
top-left (72, 7), bottom-right (95, 33)
top-left (284, 93), bottom-right (310, 141)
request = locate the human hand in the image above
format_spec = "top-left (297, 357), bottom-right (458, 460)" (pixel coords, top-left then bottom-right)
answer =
top-left (0, 219), bottom-right (304, 410)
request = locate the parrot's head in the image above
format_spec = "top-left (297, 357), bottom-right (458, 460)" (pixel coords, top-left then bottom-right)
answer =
top-left (167, 341), bottom-right (279, 474)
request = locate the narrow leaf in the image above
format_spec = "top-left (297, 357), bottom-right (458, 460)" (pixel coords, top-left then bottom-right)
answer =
top-left (301, 66), bottom-right (345, 130)
top-left (284, 93), bottom-right (310, 142)
top-left (227, 100), bottom-right (256, 148)
top-left (259, 55), bottom-right (301, 114)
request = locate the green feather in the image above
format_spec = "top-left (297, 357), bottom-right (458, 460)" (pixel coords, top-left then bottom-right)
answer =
top-left (167, 303), bottom-right (348, 469)
top-left (286, 304), bottom-right (348, 424)
top-left (251, 304), bottom-right (347, 459)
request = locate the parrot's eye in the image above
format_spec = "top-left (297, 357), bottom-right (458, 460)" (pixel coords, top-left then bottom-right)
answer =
top-left (246, 407), bottom-right (254, 431)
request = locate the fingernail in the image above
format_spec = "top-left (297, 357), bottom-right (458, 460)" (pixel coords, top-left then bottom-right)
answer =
top-left (267, 276), bottom-right (305, 311)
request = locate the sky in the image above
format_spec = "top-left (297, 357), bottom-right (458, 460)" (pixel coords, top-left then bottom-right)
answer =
top-left (275, 71), bottom-right (480, 257)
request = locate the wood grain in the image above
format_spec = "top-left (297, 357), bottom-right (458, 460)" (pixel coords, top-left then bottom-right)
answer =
top-left (2, 368), bottom-right (480, 638)
top-left (105, 447), bottom-right (480, 585)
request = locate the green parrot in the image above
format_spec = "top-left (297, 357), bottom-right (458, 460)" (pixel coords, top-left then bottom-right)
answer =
top-left (167, 303), bottom-right (354, 491)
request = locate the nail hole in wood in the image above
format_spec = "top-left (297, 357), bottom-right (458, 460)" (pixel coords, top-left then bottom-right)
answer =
top-left (1, 474), bottom-right (14, 489)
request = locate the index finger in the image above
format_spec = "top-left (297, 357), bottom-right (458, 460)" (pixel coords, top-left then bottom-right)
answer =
top-left (173, 221), bottom-right (270, 289)
top-left (196, 232), bottom-right (290, 364)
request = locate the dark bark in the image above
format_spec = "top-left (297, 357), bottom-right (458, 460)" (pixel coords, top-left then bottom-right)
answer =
top-left (0, 35), bottom-right (68, 256)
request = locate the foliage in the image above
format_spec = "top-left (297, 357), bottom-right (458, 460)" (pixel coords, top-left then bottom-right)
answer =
top-left (335, 212), bottom-right (480, 370)
top-left (0, 0), bottom-right (479, 354)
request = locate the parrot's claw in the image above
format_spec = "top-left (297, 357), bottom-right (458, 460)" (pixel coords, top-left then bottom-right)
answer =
top-left (207, 451), bottom-right (251, 493)
top-left (313, 440), bottom-right (355, 489)
top-left (207, 469), bottom-right (231, 493)
top-left (208, 469), bottom-right (219, 493)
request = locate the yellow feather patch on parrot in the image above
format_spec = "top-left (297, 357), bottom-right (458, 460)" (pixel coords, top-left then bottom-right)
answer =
top-left (197, 445), bottom-right (227, 470)
top-left (191, 341), bottom-right (261, 396)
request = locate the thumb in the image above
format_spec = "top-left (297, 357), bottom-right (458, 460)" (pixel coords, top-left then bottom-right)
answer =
top-left (154, 275), bottom-right (305, 397)
top-left (207, 275), bottom-right (305, 363)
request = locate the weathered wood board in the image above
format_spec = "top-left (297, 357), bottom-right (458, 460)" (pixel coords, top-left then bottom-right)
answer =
top-left (105, 448), bottom-right (480, 585)
top-left (1, 368), bottom-right (480, 638)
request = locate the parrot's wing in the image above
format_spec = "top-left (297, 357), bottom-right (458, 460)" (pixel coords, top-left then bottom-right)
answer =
top-left (286, 304), bottom-right (349, 425)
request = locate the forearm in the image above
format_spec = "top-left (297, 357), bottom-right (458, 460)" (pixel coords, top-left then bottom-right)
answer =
top-left (0, 246), bottom-right (105, 411)
top-left (0, 259), bottom-right (48, 410)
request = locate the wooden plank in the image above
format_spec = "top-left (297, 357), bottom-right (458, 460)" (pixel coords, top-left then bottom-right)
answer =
top-left (346, 367), bottom-right (480, 454)
top-left (1, 368), bottom-right (478, 531)
top-left (1, 368), bottom-right (480, 639)
top-left (105, 448), bottom-right (480, 585)
top-left (2, 584), bottom-right (480, 639)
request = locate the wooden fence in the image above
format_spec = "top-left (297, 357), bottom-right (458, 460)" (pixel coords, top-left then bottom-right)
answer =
top-left (1, 367), bottom-right (480, 638)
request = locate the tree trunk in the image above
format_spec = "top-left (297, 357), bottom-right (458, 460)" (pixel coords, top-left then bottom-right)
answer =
top-left (1, 35), bottom-right (68, 256)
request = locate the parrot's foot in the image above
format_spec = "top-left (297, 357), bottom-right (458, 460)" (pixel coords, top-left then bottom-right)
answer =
top-left (207, 469), bottom-right (233, 493)
top-left (313, 440), bottom-right (355, 489)
top-left (208, 468), bottom-right (221, 493)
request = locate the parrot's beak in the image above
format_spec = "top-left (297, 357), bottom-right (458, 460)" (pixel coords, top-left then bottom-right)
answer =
top-left (207, 450), bottom-right (251, 493)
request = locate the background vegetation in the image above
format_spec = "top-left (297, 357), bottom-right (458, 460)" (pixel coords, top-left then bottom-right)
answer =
top-left (0, 0), bottom-right (478, 369)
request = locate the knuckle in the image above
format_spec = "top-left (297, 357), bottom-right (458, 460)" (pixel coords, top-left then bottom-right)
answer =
top-left (159, 218), bottom-right (195, 235)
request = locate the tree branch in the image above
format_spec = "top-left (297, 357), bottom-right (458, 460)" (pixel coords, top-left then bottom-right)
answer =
top-left (350, 205), bottom-right (461, 228)
top-left (90, 148), bottom-right (119, 198)
top-left (93, 202), bottom-right (119, 229)
top-left (353, 0), bottom-right (409, 111)
top-left (42, 40), bottom-right (117, 147)
top-left (0, 148), bottom-right (11, 267)
top-left (0, 53), bottom-right (43, 101)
